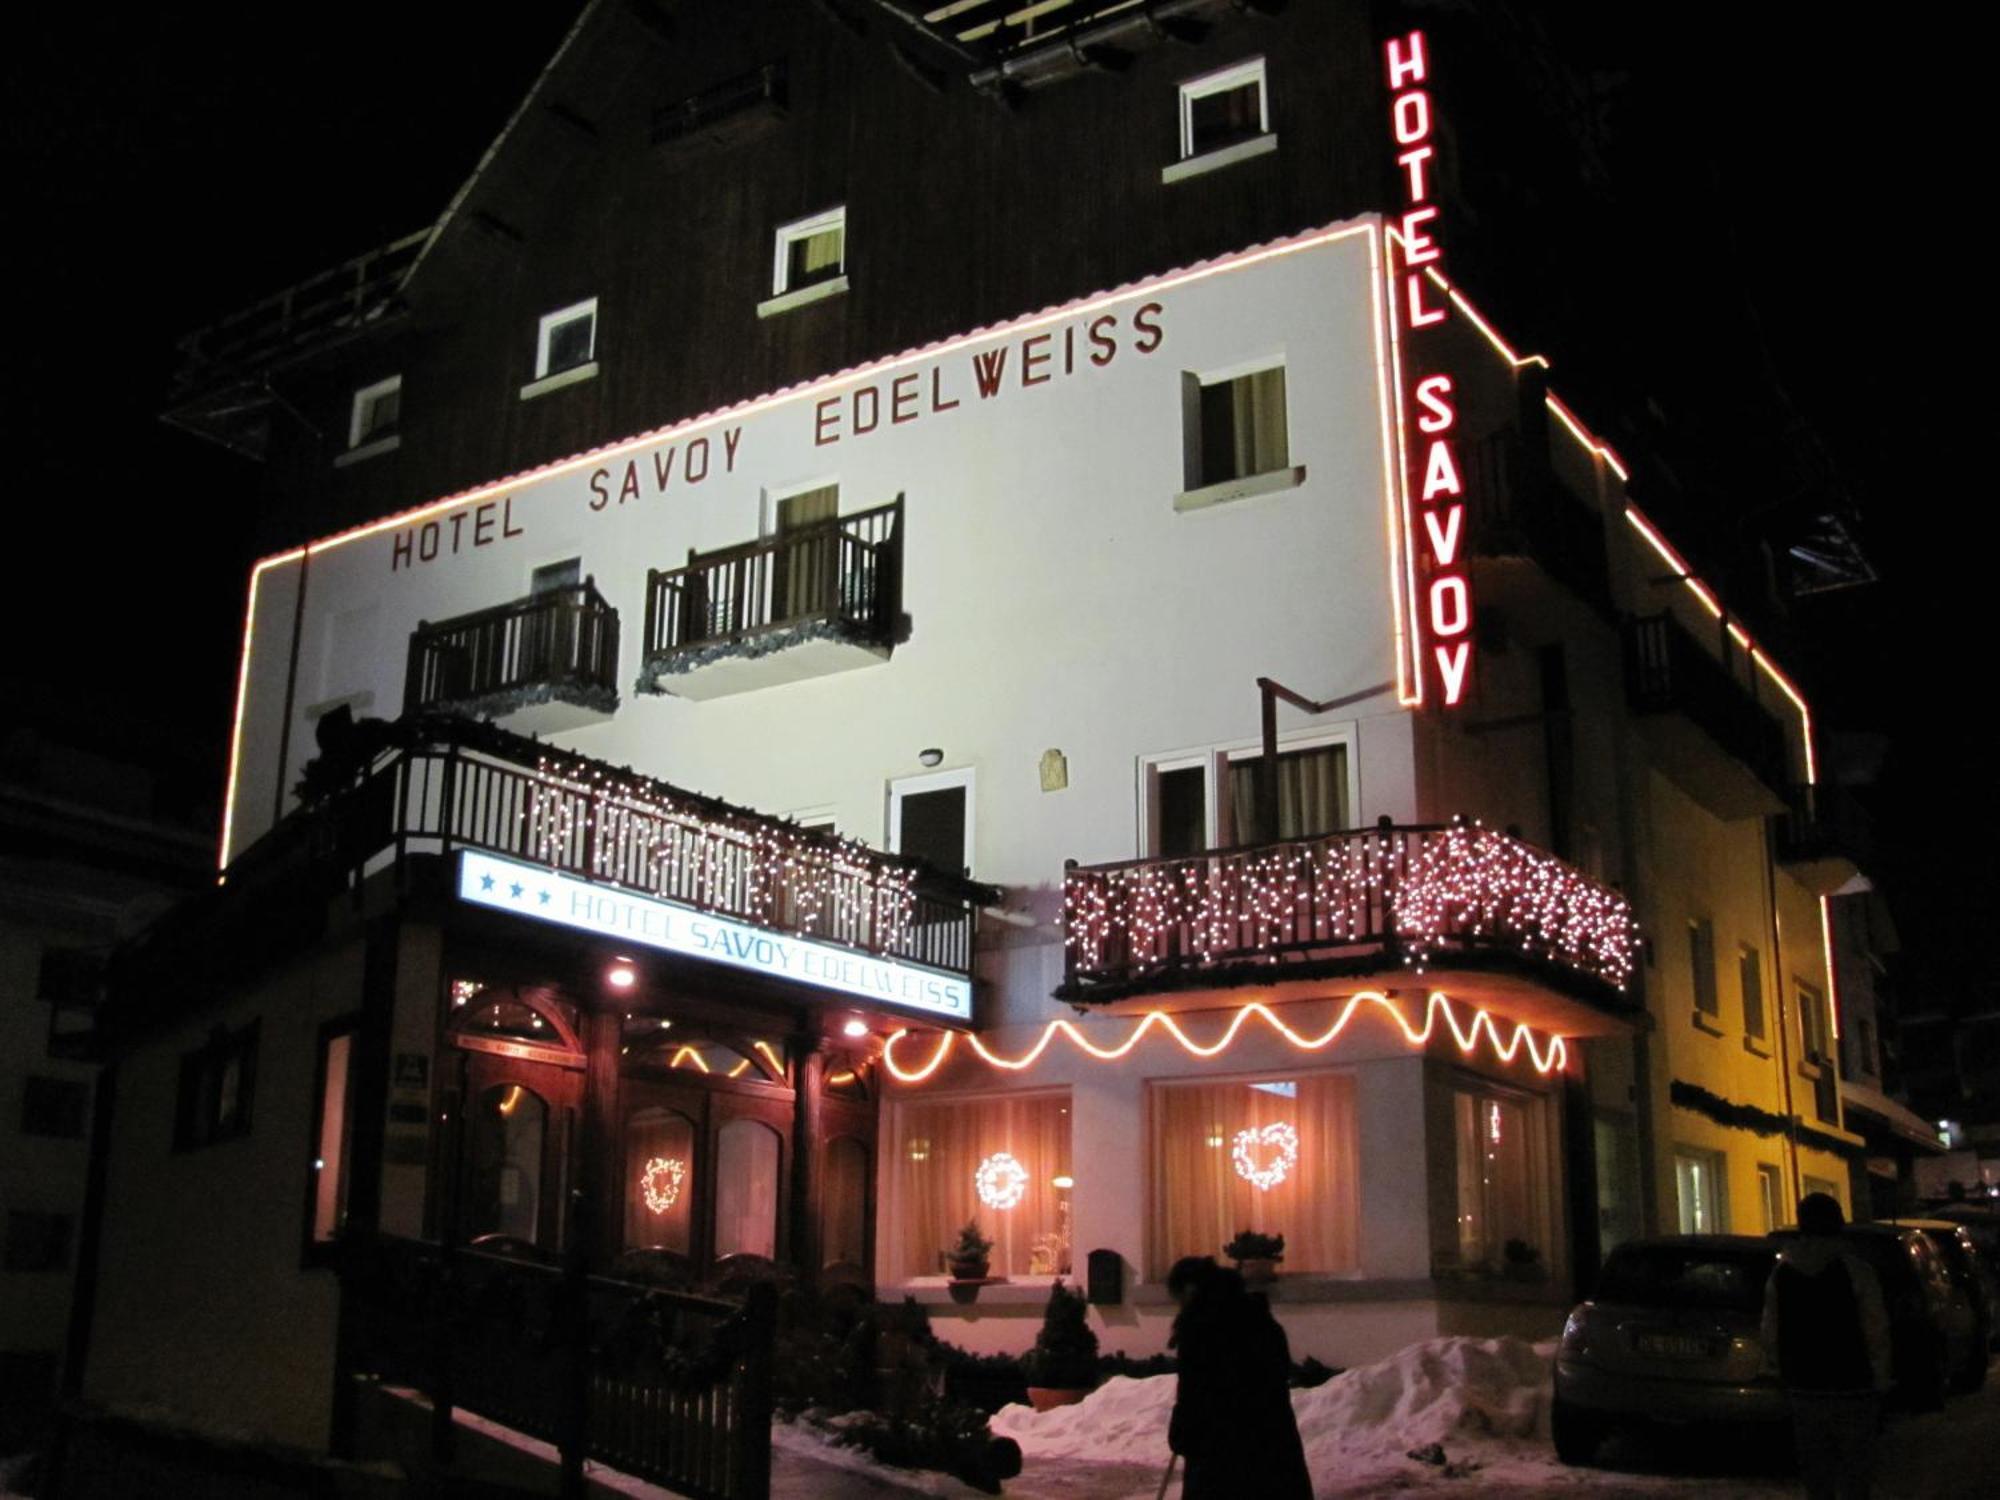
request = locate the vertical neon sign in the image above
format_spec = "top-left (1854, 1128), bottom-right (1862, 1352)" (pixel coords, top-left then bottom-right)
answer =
top-left (1385, 30), bottom-right (1473, 707)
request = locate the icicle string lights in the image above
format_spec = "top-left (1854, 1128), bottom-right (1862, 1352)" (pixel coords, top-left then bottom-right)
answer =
top-left (882, 991), bottom-right (1569, 1083)
top-left (1064, 818), bottom-right (1636, 991)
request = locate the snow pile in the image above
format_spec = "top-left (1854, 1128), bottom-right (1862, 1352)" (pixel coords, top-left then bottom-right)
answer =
top-left (992, 1336), bottom-right (1556, 1480)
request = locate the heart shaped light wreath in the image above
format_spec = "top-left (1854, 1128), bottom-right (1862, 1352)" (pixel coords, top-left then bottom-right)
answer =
top-left (641, 1156), bottom-right (687, 1214)
top-left (1231, 1122), bottom-right (1299, 1192)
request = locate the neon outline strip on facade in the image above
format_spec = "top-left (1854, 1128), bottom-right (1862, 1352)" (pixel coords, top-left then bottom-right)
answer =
top-left (881, 990), bottom-right (1568, 1083)
top-left (455, 849), bottom-right (974, 1022)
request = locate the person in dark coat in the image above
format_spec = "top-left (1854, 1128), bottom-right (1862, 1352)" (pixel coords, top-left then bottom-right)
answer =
top-left (1758, 1193), bottom-right (1892, 1500)
top-left (1167, 1256), bottom-right (1313, 1499)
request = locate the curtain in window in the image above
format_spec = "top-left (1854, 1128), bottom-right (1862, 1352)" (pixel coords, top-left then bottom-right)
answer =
top-left (1150, 1073), bottom-right (1357, 1277)
top-left (1232, 366), bottom-right (1288, 478)
top-left (790, 227), bottom-right (844, 287)
top-left (894, 1092), bottom-right (1070, 1278)
top-left (1455, 1089), bottom-right (1549, 1266)
top-left (1228, 744), bottom-right (1346, 846)
top-left (624, 1106), bottom-right (696, 1254)
top-left (777, 484), bottom-right (840, 619)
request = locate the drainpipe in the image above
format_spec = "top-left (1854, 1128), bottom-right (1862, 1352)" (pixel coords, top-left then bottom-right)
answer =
top-left (1762, 817), bottom-right (1804, 1206)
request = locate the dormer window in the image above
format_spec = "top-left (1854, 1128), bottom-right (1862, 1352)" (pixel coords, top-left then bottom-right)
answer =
top-left (759, 207), bottom-right (848, 318)
top-left (1165, 58), bottom-right (1276, 184)
top-left (335, 375), bottom-right (402, 466)
top-left (521, 298), bottom-right (600, 400)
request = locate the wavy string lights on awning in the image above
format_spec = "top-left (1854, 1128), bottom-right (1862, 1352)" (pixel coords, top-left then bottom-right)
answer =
top-left (882, 991), bottom-right (1569, 1084)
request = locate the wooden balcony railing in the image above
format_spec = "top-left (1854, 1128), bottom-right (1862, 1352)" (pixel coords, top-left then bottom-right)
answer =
top-left (641, 500), bottom-right (901, 684)
top-left (1061, 817), bottom-right (1637, 1003)
top-left (339, 1233), bottom-right (774, 1500)
top-left (406, 582), bottom-right (620, 719)
top-left (1624, 613), bottom-right (1792, 797)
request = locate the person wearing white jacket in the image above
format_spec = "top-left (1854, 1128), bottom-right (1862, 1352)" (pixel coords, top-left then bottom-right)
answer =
top-left (1760, 1192), bottom-right (1894, 1500)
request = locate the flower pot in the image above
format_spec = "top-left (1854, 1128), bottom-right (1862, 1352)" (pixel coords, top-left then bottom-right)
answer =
top-left (1235, 1256), bottom-right (1278, 1287)
top-left (948, 1258), bottom-right (990, 1282)
top-left (1026, 1385), bottom-right (1091, 1412)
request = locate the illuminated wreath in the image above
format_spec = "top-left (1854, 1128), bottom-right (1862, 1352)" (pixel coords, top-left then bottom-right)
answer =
top-left (641, 1156), bottom-right (687, 1214)
top-left (1231, 1123), bottom-right (1299, 1192)
top-left (973, 1151), bottom-right (1030, 1211)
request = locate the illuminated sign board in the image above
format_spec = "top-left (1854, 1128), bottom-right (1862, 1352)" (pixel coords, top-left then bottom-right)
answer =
top-left (1385, 29), bottom-right (1474, 708)
top-left (456, 849), bottom-right (973, 1023)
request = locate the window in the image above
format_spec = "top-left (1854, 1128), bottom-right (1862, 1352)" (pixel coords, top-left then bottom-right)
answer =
top-left (1797, 981), bottom-right (1832, 1064)
top-left (771, 207), bottom-right (846, 299)
top-left (624, 1106), bottom-right (696, 1255)
top-left (890, 768), bottom-right (972, 878)
top-left (1674, 1148), bottom-right (1726, 1234)
top-left (1153, 763), bottom-right (1208, 857)
top-left (465, 1082), bottom-right (546, 1244)
top-left (530, 557), bottom-right (583, 595)
top-left (1687, 918), bottom-right (1719, 1022)
top-left (774, 483), bottom-right (841, 619)
top-left (1802, 1174), bottom-right (1842, 1206)
top-left (1177, 58), bottom-right (1270, 159)
top-left (1152, 1072), bottom-right (1357, 1278)
top-left (21, 1076), bottom-right (87, 1139)
top-left (347, 375), bottom-right (402, 450)
top-left (307, 1025), bottom-right (357, 1247)
top-left (891, 1091), bottom-right (1070, 1279)
top-left (1454, 1086), bottom-right (1554, 1271)
top-left (1143, 738), bottom-right (1350, 855)
top-left (174, 1021), bottom-right (258, 1150)
top-left (534, 298), bottom-right (598, 380)
top-left (3, 1211), bottom-right (72, 1273)
top-left (1182, 363), bottom-right (1289, 492)
top-left (1756, 1162), bottom-right (1786, 1232)
top-left (714, 1119), bottom-right (782, 1261)
top-left (1739, 944), bottom-right (1766, 1041)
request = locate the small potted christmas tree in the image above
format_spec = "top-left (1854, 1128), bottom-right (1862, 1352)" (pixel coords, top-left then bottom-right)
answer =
top-left (1022, 1280), bottom-right (1099, 1411)
top-left (947, 1219), bottom-right (995, 1302)
top-left (1223, 1229), bottom-right (1286, 1286)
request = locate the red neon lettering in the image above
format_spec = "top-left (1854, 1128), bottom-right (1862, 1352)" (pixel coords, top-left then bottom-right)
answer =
top-left (1415, 375), bottom-right (1455, 432)
top-left (1429, 575), bottom-right (1470, 637)
top-left (1385, 31), bottom-right (1428, 90)
top-left (1420, 440), bottom-right (1462, 502)
top-left (1398, 144), bottom-right (1434, 201)
top-left (1400, 206), bottom-right (1441, 265)
top-left (1405, 273), bottom-right (1446, 327)
top-left (1392, 90), bottom-right (1431, 147)
top-left (1435, 641), bottom-right (1472, 704)
top-left (1422, 504), bottom-right (1464, 566)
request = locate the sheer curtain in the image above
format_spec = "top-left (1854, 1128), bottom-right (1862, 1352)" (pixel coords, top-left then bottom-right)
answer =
top-left (1229, 743), bottom-right (1347, 845)
top-left (895, 1092), bottom-right (1070, 1277)
top-left (1151, 1072), bottom-right (1357, 1277)
top-left (1453, 1089), bottom-right (1550, 1268)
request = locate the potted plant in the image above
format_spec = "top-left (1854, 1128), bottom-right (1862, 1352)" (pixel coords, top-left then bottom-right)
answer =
top-left (1022, 1281), bottom-right (1099, 1411)
top-left (1223, 1229), bottom-right (1286, 1286)
top-left (947, 1219), bottom-right (994, 1302)
top-left (1500, 1238), bottom-right (1546, 1283)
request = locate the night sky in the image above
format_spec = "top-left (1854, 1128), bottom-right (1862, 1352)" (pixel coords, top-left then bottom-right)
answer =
top-left (5, 7), bottom-right (1979, 1033)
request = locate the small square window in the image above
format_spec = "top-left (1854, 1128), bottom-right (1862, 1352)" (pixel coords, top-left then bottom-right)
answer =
top-left (535, 298), bottom-right (598, 380)
top-left (1179, 58), bottom-right (1268, 159)
top-left (21, 1076), bottom-right (88, 1139)
top-left (1183, 363), bottom-right (1289, 490)
top-left (348, 375), bottom-right (402, 449)
top-left (530, 557), bottom-right (583, 596)
top-left (773, 208), bottom-right (846, 297)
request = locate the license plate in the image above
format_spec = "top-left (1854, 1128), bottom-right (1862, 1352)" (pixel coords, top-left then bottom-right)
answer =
top-left (1636, 1333), bottom-right (1709, 1358)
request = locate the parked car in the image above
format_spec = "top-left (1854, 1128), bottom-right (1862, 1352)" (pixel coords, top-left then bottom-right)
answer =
top-left (1768, 1223), bottom-right (1981, 1408)
top-left (1889, 1218), bottom-right (1997, 1361)
top-left (1553, 1235), bottom-right (1782, 1465)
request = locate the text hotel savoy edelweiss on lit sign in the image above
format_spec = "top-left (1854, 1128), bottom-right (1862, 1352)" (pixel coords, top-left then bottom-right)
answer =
top-left (456, 849), bottom-right (973, 1022)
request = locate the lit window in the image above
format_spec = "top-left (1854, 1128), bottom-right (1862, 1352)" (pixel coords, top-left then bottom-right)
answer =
top-left (308, 1026), bottom-right (356, 1246)
top-left (624, 1106), bottom-right (696, 1255)
top-left (772, 207), bottom-right (846, 298)
top-left (1150, 1073), bottom-right (1357, 1278)
top-left (1456, 1086), bottom-right (1554, 1270)
top-left (1797, 981), bottom-right (1832, 1063)
top-left (534, 298), bottom-right (598, 380)
top-left (1142, 739), bottom-right (1349, 855)
top-left (715, 1118), bottom-right (782, 1260)
top-left (1178, 58), bottom-right (1269, 160)
top-left (891, 1091), bottom-right (1070, 1278)
top-left (1756, 1162), bottom-right (1785, 1232)
top-left (1182, 362), bottom-right (1289, 491)
top-left (1673, 1148), bottom-right (1726, 1235)
top-left (347, 375), bottom-right (402, 449)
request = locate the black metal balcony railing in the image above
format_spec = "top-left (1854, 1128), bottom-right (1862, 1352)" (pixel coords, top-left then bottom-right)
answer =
top-left (341, 1234), bottom-right (774, 1500)
top-left (1061, 817), bottom-right (1638, 1003)
top-left (1623, 613), bottom-right (1792, 796)
top-left (640, 500), bottom-right (902, 687)
top-left (1778, 781), bottom-right (1872, 872)
top-left (1463, 430), bottom-right (1610, 609)
top-left (651, 60), bottom-right (788, 150)
top-left (406, 582), bottom-right (620, 719)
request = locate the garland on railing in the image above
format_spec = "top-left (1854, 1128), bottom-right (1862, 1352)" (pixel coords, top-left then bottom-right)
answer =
top-left (637, 614), bottom-right (880, 693)
top-left (1669, 1079), bottom-right (1860, 1159)
top-left (1064, 817), bottom-right (1637, 991)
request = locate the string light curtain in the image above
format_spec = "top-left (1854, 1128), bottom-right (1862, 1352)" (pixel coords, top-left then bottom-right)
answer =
top-left (1150, 1073), bottom-right (1357, 1277)
top-left (894, 1092), bottom-right (1070, 1277)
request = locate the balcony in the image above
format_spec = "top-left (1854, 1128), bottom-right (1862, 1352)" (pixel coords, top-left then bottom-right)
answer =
top-left (1777, 781), bottom-right (1871, 895)
top-left (1060, 818), bottom-right (1638, 1027)
top-left (1464, 429), bottom-right (1611, 612)
top-left (405, 581), bottom-right (620, 733)
top-left (1624, 613), bottom-right (1791, 820)
top-left (639, 500), bottom-right (902, 701)
top-left (651, 60), bottom-right (787, 155)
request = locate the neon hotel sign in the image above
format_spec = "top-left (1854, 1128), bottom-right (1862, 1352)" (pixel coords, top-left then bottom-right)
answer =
top-left (1386, 29), bottom-right (1474, 708)
top-left (456, 849), bottom-right (974, 1022)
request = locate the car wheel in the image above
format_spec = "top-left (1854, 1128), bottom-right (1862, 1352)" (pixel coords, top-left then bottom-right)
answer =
top-left (1552, 1399), bottom-right (1607, 1466)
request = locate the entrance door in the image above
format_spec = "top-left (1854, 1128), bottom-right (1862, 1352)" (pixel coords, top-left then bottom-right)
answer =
top-left (455, 1048), bottom-right (581, 1257)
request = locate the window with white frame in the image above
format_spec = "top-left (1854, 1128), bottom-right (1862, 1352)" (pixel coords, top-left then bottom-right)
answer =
top-left (1454, 1083), bottom-right (1555, 1272)
top-left (347, 375), bottom-right (401, 449)
top-left (1755, 1161), bottom-right (1786, 1232)
top-left (891, 1090), bottom-right (1071, 1279)
top-left (772, 208), bottom-right (846, 298)
top-left (1687, 917), bottom-right (1719, 1022)
top-left (1142, 736), bottom-right (1350, 856)
top-left (1738, 943), bottom-right (1766, 1041)
top-left (1150, 1070), bottom-right (1358, 1278)
top-left (1182, 360), bottom-right (1289, 491)
top-left (889, 767), bottom-right (973, 878)
top-left (1673, 1147), bottom-right (1727, 1234)
top-left (1797, 979), bottom-right (1832, 1064)
top-left (534, 298), bottom-right (598, 380)
top-left (1178, 58), bottom-right (1269, 160)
